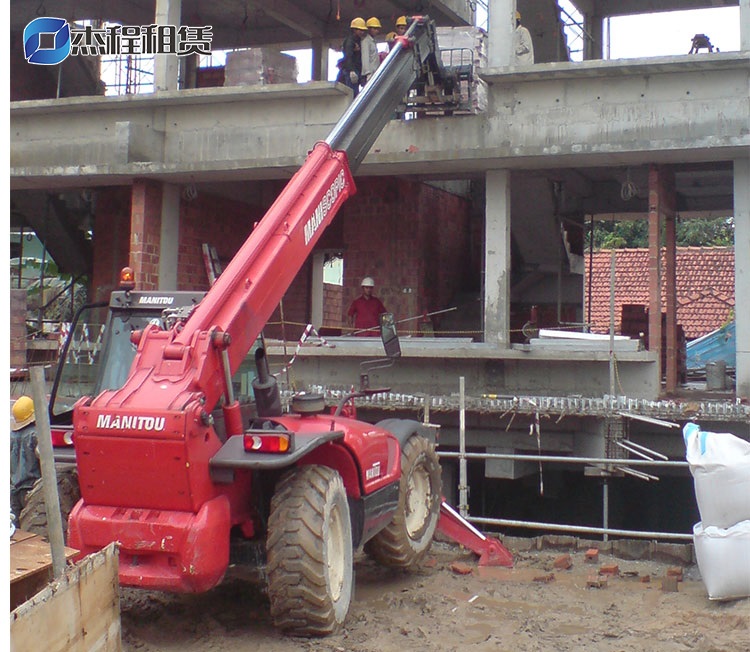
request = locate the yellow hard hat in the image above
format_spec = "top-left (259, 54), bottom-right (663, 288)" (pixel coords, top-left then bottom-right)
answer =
top-left (386, 31), bottom-right (397, 41)
top-left (350, 17), bottom-right (367, 30)
top-left (516, 11), bottom-right (521, 20)
top-left (11, 396), bottom-right (35, 431)
top-left (366, 17), bottom-right (382, 29)
top-left (396, 16), bottom-right (408, 27)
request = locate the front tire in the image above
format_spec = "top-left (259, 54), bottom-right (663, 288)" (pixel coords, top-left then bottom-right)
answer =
top-left (266, 465), bottom-right (353, 636)
top-left (365, 435), bottom-right (442, 568)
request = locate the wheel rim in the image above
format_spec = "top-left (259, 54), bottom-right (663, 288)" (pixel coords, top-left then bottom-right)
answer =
top-left (405, 461), bottom-right (432, 539)
top-left (327, 502), bottom-right (345, 602)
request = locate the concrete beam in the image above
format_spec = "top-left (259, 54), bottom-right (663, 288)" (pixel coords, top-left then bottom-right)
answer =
top-left (11, 55), bottom-right (749, 189)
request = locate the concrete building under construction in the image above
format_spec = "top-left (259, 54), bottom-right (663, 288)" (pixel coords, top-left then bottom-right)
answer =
top-left (10, 0), bottom-right (750, 541)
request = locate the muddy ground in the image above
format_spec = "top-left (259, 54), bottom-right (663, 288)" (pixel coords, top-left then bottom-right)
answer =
top-left (120, 537), bottom-right (749, 652)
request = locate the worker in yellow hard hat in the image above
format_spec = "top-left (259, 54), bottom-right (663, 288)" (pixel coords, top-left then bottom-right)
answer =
top-left (337, 18), bottom-right (367, 96)
top-left (387, 16), bottom-right (408, 51)
top-left (10, 396), bottom-right (41, 524)
top-left (360, 17), bottom-right (382, 86)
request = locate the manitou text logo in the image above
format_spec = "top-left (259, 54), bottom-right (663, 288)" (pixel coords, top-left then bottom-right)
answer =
top-left (96, 414), bottom-right (166, 432)
top-left (138, 296), bottom-right (175, 305)
top-left (304, 170), bottom-right (347, 245)
top-left (24, 17), bottom-right (212, 65)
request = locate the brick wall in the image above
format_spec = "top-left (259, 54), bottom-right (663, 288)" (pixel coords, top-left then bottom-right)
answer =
top-left (339, 177), bottom-right (471, 336)
top-left (130, 180), bottom-right (163, 290)
top-left (322, 284), bottom-right (344, 329)
top-left (179, 192), bottom-right (265, 290)
top-left (92, 188), bottom-right (131, 302)
top-left (89, 177), bottom-right (470, 342)
top-left (10, 289), bottom-right (27, 370)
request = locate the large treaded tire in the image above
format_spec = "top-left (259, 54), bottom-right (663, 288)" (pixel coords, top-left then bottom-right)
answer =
top-left (19, 465), bottom-right (80, 543)
top-left (365, 435), bottom-right (442, 568)
top-left (266, 465), bottom-right (353, 636)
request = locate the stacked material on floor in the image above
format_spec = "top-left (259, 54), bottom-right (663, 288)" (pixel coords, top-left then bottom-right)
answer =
top-left (224, 49), bottom-right (298, 86)
top-left (525, 329), bottom-right (643, 352)
top-left (436, 26), bottom-right (488, 113)
top-left (684, 423), bottom-right (750, 601)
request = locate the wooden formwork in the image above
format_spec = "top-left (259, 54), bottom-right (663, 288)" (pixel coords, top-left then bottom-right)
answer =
top-left (10, 541), bottom-right (121, 652)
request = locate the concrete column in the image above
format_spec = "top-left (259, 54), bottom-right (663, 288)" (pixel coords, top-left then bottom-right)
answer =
top-left (158, 183), bottom-right (180, 290)
top-left (130, 179), bottom-right (163, 290)
top-left (311, 38), bottom-right (329, 81)
top-left (735, 158), bottom-right (750, 400)
top-left (488, 0), bottom-right (515, 68)
top-left (154, 0), bottom-right (182, 91)
top-left (583, 13), bottom-right (603, 60)
top-left (647, 166), bottom-right (663, 381)
top-left (741, 0), bottom-right (750, 52)
top-left (484, 169), bottom-right (511, 346)
top-left (665, 210), bottom-right (677, 393)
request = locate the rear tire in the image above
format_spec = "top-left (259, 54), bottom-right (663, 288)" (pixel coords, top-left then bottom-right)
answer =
top-left (365, 435), bottom-right (441, 568)
top-left (19, 465), bottom-right (80, 543)
top-left (266, 465), bottom-right (353, 636)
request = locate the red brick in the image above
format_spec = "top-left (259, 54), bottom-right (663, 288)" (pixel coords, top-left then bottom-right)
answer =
top-left (584, 548), bottom-right (599, 563)
top-left (599, 564), bottom-right (620, 576)
top-left (450, 562), bottom-right (473, 575)
top-left (553, 554), bottom-right (573, 570)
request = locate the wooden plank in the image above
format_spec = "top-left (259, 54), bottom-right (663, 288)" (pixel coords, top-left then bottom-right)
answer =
top-left (11, 543), bottom-right (121, 652)
top-left (10, 531), bottom-right (79, 610)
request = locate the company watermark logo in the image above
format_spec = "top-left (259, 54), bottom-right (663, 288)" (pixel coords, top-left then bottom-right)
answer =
top-left (24, 17), bottom-right (212, 65)
top-left (24, 17), bottom-right (71, 65)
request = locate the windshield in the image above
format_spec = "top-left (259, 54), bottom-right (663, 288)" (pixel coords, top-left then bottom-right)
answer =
top-left (50, 305), bottom-right (162, 417)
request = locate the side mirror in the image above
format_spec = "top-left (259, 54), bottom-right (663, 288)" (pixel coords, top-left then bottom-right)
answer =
top-left (380, 313), bottom-right (401, 358)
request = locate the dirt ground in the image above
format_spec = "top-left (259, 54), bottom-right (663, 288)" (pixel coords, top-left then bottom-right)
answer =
top-left (119, 538), bottom-right (750, 652)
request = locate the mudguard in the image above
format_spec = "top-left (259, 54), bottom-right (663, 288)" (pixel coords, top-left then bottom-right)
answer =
top-left (374, 418), bottom-right (437, 448)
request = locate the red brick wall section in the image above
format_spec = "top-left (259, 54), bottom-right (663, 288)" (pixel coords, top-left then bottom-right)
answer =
top-left (339, 178), bottom-right (470, 336)
top-left (130, 180), bottom-right (163, 290)
top-left (179, 192), bottom-right (265, 290)
top-left (91, 188), bottom-right (131, 302)
top-left (10, 289), bottom-right (27, 370)
top-left (323, 284), bottom-right (343, 328)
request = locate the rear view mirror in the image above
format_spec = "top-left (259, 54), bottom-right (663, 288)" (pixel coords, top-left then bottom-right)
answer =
top-left (380, 313), bottom-right (401, 358)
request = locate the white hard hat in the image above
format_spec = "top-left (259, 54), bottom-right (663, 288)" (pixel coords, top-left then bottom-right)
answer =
top-left (361, 277), bottom-right (375, 287)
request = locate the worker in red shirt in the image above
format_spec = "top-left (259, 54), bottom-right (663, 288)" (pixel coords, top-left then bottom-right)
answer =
top-left (347, 277), bottom-right (387, 336)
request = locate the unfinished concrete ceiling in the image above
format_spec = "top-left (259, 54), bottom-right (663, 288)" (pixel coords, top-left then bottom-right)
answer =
top-left (568, 0), bottom-right (738, 18)
top-left (9, 0), bottom-right (474, 50)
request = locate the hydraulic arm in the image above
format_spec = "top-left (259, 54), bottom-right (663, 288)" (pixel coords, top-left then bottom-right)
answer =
top-left (82, 16), bottom-right (443, 429)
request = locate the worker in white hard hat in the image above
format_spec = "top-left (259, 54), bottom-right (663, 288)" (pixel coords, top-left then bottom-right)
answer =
top-left (10, 396), bottom-right (41, 524)
top-left (360, 17), bottom-right (382, 86)
top-left (347, 277), bottom-right (388, 336)
top-left (514, 10), bottom-right (535, 65)
top-left (336, 17), bottom-right (366, 97)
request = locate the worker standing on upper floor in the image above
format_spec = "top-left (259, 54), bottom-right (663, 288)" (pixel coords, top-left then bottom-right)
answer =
top-left (514, 11), bottom-right (535, 65)
top-left (387, 16), bottom-right (408, 51)
top-left (337, 18), bottom-right (367, 96)
top-left (360, 17), bottom-right (382, 87)
top-left (348, 277), bottom-right (388, 336)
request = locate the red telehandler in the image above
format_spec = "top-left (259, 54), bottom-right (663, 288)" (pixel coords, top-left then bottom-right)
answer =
top-left (45, 16), bottom-right (511, 636)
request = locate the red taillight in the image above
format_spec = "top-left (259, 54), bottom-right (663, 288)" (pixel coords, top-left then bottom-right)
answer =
top-left (51, 428), bottom-right (74, 447)
top-left (243, 432), bottom-right (292, 453)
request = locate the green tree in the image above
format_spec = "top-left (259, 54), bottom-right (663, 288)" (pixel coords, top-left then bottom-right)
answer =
top-left (586, 217), bottom-right (733, 250)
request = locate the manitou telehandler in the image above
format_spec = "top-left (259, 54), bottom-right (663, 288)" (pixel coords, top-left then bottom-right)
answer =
top-left (36, 16), bottom-right (512, 636)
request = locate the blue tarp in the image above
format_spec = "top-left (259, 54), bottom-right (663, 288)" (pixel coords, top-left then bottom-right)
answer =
top-left (686, 321), bottom-right (736, 370)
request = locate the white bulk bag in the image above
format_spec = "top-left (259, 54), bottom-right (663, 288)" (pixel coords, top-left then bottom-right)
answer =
top-left (693, 520), bottom-right (750, 601)
top-left (683, 423), bottom-right (750, 528)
